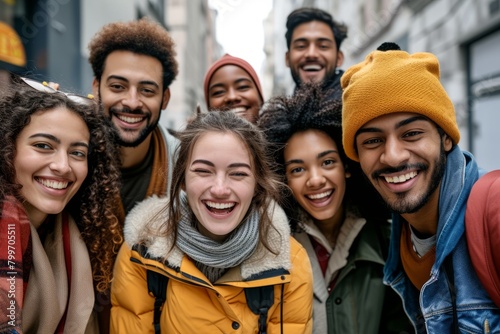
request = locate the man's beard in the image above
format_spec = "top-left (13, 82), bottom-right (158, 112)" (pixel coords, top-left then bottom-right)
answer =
top-left (291, 66), bottom-right (338, 87)
top-left (384, 144), bottom-right (447, 214)
top-left (98, 88), bottom-right (163, 148)
top-left (117, 121), bottom-right (159, 147)
top-left (109, 107), bottom-right (160, 148)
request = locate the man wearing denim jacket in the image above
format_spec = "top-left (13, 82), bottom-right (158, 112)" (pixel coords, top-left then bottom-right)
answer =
top-left (341, 42), bottom-right (500, 333)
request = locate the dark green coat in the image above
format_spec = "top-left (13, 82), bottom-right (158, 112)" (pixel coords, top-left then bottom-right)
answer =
top-left (294, 215), bottom-right (412, 334)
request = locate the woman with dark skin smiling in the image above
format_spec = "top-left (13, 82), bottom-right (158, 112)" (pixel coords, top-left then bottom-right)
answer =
top-left (0, 75), bottom-right (121, 333)
top-left (204, 54), bottom-right (264, 124)
top-left (259, 83), bottom-right (412, 334)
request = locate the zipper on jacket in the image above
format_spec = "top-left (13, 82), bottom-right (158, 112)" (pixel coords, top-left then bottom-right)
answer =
top-left (131, 255), bottom-right (213, 289)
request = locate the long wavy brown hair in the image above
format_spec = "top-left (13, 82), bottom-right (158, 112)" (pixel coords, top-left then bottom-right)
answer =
top-left (0, 80), bottom-right (122, 293)
top-left (162, 111), bottom-right (286, 254)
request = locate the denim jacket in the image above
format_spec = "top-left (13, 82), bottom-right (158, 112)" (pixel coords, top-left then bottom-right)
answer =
top-left (384, 146), bottom-right (500, 333)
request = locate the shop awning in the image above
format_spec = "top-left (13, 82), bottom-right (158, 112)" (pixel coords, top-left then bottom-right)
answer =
top-left (0, 21), bottom-right (26, 67)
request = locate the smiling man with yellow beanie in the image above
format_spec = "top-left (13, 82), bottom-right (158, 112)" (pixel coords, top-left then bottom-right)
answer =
top-left (341, 42), bottom-right (500, 333)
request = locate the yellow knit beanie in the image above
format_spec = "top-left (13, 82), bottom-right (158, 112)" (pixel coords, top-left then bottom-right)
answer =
top-left (341, 44), bottom-right (460, 161)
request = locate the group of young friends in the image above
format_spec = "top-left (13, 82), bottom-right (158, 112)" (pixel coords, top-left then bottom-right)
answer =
top-left (1, 6), bottom-right (500, 334)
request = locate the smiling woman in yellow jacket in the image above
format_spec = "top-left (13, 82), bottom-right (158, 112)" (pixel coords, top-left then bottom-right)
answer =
top-left (110, 111), bottom-right (313, 334)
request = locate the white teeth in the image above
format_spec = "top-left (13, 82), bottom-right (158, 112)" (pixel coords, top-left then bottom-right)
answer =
top-left (385, 171), bottom-right (418, 184)
top-left (206, 201), bottom-right (235, 209)
top-left (303, 64), bottom-right (322, 71)
top-left (229, 107), bottom-right (246, 113)
top-left (307, 191), bottom-right (332, 200)
top-left (117, 115), bottom-right (143, 123)
top-left (38, 178), bottom-right (69, 189)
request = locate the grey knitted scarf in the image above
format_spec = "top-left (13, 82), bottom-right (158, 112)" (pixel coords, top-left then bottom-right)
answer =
top-left (176, 195), bottom-right (260, 282)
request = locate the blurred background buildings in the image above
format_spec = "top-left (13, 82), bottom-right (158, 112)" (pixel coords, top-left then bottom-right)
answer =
top-left (1, 0), bottom-right (499, 169)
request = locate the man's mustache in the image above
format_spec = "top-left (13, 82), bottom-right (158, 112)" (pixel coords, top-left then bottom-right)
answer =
top-left (372, 163), bottom-right (427, 179)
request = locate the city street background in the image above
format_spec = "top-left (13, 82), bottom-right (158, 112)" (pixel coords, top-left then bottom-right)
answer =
top-left (1, 0), bottom-right (499, 170)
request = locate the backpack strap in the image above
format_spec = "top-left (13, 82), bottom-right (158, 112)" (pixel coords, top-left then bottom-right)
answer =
top-left (147, 270), bottom-right (168, 334)
top-left (374, 218), bottom-right (391, 259)
top-left (444, 256), bottom-right (459, 334)
top-left (147, 270), bottom-right (276, 333)
top-left (245, 285), bottom-right (274, 334)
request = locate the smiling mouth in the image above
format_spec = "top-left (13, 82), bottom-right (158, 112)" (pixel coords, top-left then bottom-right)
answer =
top-left (116, 114), bottom-right (145, 124)
top-left (205, 201), bottom-right (236, 214)
top-left (306, 190), bottom-right (332, 200)
top-left (228, 107), bottom-right (246, 114)
top-left (302, 64), bottom-right (322, 72)
top-left (36, 177), bottom-right (69, 190)
top-left (384, 171), bottom-right (418, 184)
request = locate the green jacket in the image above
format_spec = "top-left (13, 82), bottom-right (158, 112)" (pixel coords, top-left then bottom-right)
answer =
top-left (294, 215), bottom-right (412, 334)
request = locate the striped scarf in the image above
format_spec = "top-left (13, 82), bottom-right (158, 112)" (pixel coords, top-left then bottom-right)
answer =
top-left (176, 195), bottom-right (259, 282)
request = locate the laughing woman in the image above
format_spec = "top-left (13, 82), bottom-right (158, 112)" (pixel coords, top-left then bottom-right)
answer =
top-left (0, 75), bottom-right (121, 333)
top-left (110, 111), bottom-right (313, 333)
top-left (259, 84), bottom-right (412, 334)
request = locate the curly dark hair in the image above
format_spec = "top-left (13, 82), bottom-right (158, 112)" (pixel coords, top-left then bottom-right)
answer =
top-left (285, 7), bottom-right (348, 51)
top-left (162, 111), bottom-right (286, 254)
top-left (88, 18), bottom-right (178, 90)
top-left (259, 83), bottom-right (344, 172)
top-left (0, 80), bottom-right (123, 293)
top-left (258, 83), bottom-right (388, 229)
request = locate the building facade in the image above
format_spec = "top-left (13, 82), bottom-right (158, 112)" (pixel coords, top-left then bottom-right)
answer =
top-left (0, 0), bottom-right (218, 131)
top-left (267, 0), bottom-right (500, 170)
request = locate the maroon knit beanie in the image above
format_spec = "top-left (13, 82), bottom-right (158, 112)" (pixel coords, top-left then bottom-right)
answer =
top-left (203, 54), bottom-right (264, 107)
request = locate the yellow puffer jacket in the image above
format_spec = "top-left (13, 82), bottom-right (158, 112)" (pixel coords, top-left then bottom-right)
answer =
top-left (110, 196), bottom-right (313, 333)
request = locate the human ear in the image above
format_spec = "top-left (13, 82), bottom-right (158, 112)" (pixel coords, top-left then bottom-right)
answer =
top-left (92, 78), bottom-right (100, 99)
top-left (336, 51), bottom-right (344, 67)
top-left (161, 88), bottom-right (171, 110)
top-left (443, 134), bottom-right (453, 152)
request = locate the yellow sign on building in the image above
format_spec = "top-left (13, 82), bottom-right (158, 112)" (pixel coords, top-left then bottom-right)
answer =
top-left (0, 21), bottom-right (26, 67)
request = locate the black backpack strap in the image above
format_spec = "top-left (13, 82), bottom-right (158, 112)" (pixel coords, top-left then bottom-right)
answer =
top-left (374, 219), bottom-right (391, 259)
top-left (444, 256), bottom-right (459, 334)
top-left (147, 270), bottom-right (168, 334)
top-left (245, 286), bottom-right (274, 334)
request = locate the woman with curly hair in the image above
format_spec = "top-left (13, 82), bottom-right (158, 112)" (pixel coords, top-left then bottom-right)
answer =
top-left (0, 74), bottom-right (122, 334)
top-left (258, 83), bottom-right (412, 334)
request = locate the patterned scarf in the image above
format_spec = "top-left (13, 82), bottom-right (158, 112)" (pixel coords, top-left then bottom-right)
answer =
top-left (176, 195), bottom-right (259, 282)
